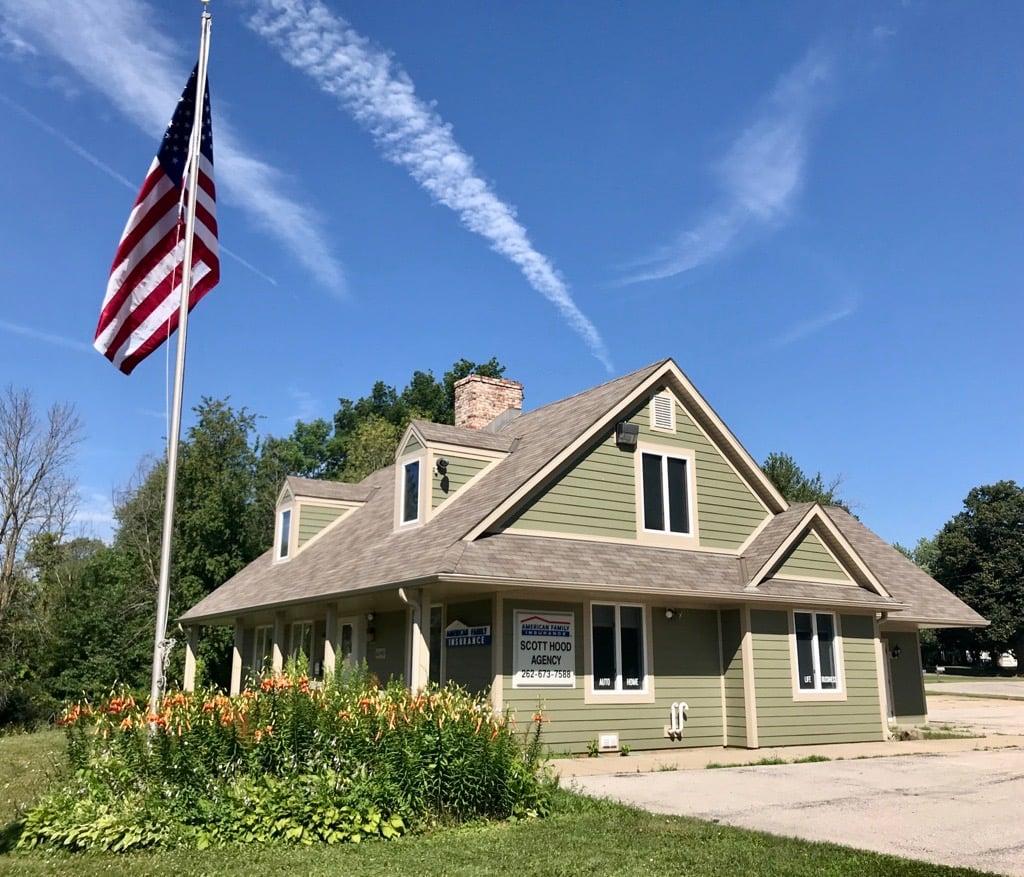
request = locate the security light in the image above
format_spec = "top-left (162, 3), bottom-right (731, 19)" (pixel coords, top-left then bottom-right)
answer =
top-left (615, 422), bottom-right (639, 450)
top-left (435, 458), bottom-right (449, 476)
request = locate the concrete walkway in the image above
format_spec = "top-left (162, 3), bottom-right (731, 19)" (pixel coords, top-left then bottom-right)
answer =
top-left (927, 693), bottom-right (1024, 735)
top-left (571, 749), bottom-right (1024, 876)
top-left (551, 732), bottom-right (1024, 779)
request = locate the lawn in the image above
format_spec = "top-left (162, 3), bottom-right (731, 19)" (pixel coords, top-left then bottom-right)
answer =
top-left (0, 731), bottom-right (992, 877)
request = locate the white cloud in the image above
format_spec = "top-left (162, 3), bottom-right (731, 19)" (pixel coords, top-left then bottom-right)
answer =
top-left (0, 0), bottom-right (343, 295)
top-left (287, 387), bottom-right (319, 423)
top-left (247, 0), bottom-right (611, 371)
top-left (769, 295), bottom-right (858, 348)
top-left (0, 319), bottom-right (93, 354)
top-left (622, 48), bottom-right (833, 283)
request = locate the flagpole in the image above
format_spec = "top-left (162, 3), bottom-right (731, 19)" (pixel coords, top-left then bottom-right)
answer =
top-left (148, 0), bottom-right (213, 720)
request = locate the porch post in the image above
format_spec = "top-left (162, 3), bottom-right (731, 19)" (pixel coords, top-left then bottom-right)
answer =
top-left (409, 586), bottom-right (431, 692)
top-left (183, 626), bottom-right (199, 692)
top-left (230, 618), bottom-right (244, 696)
top-left (324, 604), bottom-right (338, 678)
top-left (272, 611), bottom-right (286, 673)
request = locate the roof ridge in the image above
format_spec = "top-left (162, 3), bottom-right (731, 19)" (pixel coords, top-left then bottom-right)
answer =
top-left (499, 358), bottom-right (669, 429)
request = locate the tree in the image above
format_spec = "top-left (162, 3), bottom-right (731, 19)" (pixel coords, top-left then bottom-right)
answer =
top-left (0, 386), bottom-right (82, 627)
top-left (894, 536), bottom-right (938, 574)
top-left (929, 481), bottom-right (1024, 667)
top-left (340, 414), bottom-right (403, 483)
top-left (761, 451), bottom-right (850, 511)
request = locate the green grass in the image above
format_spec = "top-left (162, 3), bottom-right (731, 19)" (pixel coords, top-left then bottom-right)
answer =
top-left (705, 755), bottom-right (830, 770)
top-left (0, 732), bottom-right (992, 877)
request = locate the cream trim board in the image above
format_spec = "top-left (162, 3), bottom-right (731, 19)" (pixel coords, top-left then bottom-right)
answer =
top-left (787, 609), bottom-right (848, 703)
top-left (875, 619), bottom-right (894, 735)
top-left (466, 359), bottom-right (786, 541)
top-left (583, 601), bottom-right (656, 705)
top-left (425, 441), bottom-right (508, 463)
top-left (735, 510), bottom-right (782, 556)
top-left (276, 481), bottom-right (295, 507)
top-left (396, 423), bottom-right (428, 460)
top-left (740, 606), bottom-right (759, 748)
top-left (491, 593), bottom-right (504, 711)
top-left (772, 572), bottom-right (859, 587)
top-left (633, 441), bottom-right (700, 547)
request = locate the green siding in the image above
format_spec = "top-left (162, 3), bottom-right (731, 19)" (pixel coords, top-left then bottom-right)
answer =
top-left (297, 504), bottom-right (346, 547)
top-left (886, 630), bottom-right (927, 724)
top-left (720, 609), bottom-right (747, 747)
top-left (751, 610), bottom-right (884, 746)
top-left (507, 395), bottom-right (768, 549)
top-left (501, 599), bottom-right (725, 754)
top-left (367, 610), bottom-right (406, 685)
top-left (776, 531), bottom-right (851, 582)
top-left (403, 435), bottom-right (424, 455)
top-left (444, 599), bottom-right (493, 694)
top-left (432, 455), bottom-right (488, 509)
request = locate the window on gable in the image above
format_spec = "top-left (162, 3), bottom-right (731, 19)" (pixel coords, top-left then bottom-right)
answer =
top-left (592, 603), bottom-right (647, 692)
top-left (794, 611), bottom-right (840, 692)
top-left (401, 459), bottom-right (420, 524)
top-left (277, 508), bottom-right (292, 559)
top-left (651, 393), bottom-right (675, 432)
top-left (640, 451), bottom-right (690, 535)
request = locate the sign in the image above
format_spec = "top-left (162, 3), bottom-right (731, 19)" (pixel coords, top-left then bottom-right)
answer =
top-left (513, 610), bottom-right (575, 688)
top-left (445, 620), bottom-right (491, 648)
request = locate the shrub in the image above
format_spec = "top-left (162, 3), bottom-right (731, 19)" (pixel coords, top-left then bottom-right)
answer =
top-left (17, 666), bottom-right (552, 852)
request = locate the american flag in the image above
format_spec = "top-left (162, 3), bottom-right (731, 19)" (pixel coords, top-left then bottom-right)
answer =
top-left (94, 65), bottom-right (219, 375)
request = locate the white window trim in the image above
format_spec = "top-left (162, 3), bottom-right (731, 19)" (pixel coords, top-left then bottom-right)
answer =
top-left (395, 455), bottom-right (426, 530)
top-left (584, 602), bottom-right (655, 704)
top-left (788, 610), bottom-right (847, 702)
top-left (649, 392), bottom-right (676, 433)
top-left (633, 442), bottom-right (699, 548)
top-left (275, 506), bottom-right (294, 562)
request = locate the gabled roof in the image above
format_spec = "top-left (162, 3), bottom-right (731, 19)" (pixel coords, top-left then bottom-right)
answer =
top-left (180, 359), bottom-right (985, 630)
top-left (407, 420), bottom-right (514, 453)
top-left (284, 476), bottom-right (375, 503)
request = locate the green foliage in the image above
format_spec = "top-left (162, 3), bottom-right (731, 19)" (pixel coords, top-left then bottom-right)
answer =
top-left (17, 670), bottom-right (552, 852)
top-left (761, 451), bottom-right (850, 511)
top-left (585, 739), bottom-right (599, 758)
top-left (929, 481), bottom-right (1024, 663)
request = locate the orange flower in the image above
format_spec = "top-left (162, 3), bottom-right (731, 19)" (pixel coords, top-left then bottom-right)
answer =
top-left (120, 716), bottom-right (134, 731)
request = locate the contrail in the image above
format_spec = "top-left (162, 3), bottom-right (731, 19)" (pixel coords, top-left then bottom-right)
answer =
top-left (248, 0), bottom-right (611, 370)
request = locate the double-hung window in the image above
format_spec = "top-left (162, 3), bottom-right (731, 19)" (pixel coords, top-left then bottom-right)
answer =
top-left (401, 460), bottom-right (420, 524)
top-left (276, 508), bottom-right (292, 560)
top-left (794, 611), bottom-right (840, 692)
top-left (591, 603), bottom-right (646, 693)
top-left (640, 451), bottom-right (691, 535)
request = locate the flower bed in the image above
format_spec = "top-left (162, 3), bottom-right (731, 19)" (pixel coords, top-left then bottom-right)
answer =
top-left (18, 666), bottom-right (552, 852)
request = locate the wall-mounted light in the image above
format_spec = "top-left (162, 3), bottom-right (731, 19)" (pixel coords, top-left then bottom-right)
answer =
top-left (664, 609), bottom-right (675, 620)
top-left (890, 644), bottom-right (902, 659)
top-left (615, 422), bottom-right (639, 450)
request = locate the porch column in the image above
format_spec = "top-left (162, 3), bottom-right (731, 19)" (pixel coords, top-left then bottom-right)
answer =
top-left (230, 618), bottom-right (244, 696)
top-left (409, 586), bottom-right (432, 692)
top-left (323, 604), bottom-right (338, 678)
top-left (272, 611), bottom-right (286, 673)
top-left (183, 626), bottom-right (199, 692)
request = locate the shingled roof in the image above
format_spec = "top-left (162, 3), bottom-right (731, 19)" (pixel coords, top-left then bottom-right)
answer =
top-left (181, 359), bottom-right (986, 629)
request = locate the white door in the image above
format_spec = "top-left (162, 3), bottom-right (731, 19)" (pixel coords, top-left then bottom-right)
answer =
top-left (338, 616), bottom-right (364, 667)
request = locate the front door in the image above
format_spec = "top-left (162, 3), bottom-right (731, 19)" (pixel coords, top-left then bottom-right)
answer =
top-left (338, 616), bottom-right (364, 667)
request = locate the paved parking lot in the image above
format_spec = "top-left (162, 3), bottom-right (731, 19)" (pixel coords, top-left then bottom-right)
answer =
top-left (928, 691), bottom-right (1024, 735)
top-left (573, 748), bottom-right (1024, 875)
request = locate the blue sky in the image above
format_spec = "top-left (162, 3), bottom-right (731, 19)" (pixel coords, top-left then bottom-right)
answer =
top-left (0, 1), bottom-right (1021, 547)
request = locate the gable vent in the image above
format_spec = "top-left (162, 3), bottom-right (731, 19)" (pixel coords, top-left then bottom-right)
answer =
top-left (651, 393), bottom-right (675, 432)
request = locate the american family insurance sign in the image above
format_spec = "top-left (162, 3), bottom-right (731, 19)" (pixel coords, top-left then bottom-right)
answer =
top-left (513, 610), bottom-right (575, 688)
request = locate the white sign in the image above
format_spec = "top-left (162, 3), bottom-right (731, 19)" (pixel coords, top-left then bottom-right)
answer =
top-left (513, 610), bottom-right (575, 688)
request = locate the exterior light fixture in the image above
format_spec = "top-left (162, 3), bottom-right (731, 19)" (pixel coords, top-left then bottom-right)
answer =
top-left (664, 608), bottom-right (675, 620)
top-left (891, 644), bottom-right (902, 659)
top-left (615, 422), bottom-right (639, 450)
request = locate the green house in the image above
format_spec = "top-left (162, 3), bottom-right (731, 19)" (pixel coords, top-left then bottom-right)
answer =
top-left (181, 359), bottom-right (984, 752)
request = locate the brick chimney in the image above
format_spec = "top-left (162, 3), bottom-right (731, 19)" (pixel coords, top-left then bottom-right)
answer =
top-left (454, 375), bottom-right (524, 430)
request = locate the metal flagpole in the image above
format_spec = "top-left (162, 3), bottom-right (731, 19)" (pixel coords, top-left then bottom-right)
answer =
top-left (148, 0), bottom-right (213, 720)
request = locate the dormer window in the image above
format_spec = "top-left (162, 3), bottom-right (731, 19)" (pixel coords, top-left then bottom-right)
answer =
top-left (640, 451), bottom-right (691, 535)
top-left (277, 508), bottom-right (292, 560)
top-left (401, 460), bottom-right (420, 525)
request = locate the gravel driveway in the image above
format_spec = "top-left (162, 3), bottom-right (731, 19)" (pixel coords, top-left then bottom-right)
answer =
top-left (572, 749), bottom-right (1024, 875)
